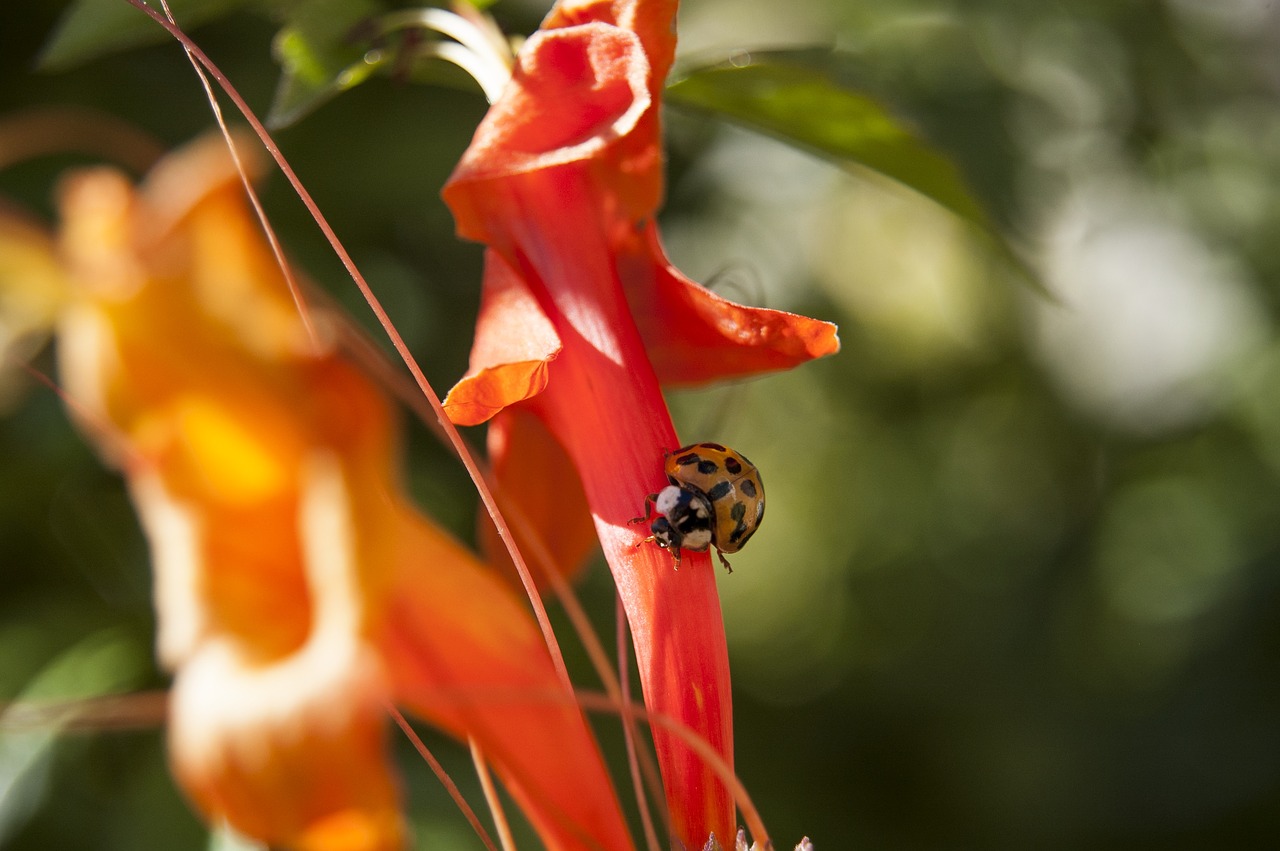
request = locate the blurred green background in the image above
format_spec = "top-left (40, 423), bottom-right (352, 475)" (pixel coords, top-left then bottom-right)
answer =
top-left (4, 0), bottom-right (1280, 848)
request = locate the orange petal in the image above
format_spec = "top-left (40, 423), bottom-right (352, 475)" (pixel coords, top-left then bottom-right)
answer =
top-left (157, 454), bottom-right (406, 851)
top-left (169, 643), bottom-right (404, 851)
top-left (442, 249), bottom-right (561, 426)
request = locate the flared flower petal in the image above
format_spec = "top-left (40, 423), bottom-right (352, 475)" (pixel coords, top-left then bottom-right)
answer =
top-left (55, 134), bottom-right (631, 850)
top-left (621, 223), bottom-right (842, 386)
top-left (154, 455), bottom-right (404, 851)
top-left (443, 248), bottom-right (561, 428)
top-left (441, 2), bottom-right (838, 846)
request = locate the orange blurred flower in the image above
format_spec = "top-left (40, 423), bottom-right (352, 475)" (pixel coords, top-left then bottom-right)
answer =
top-left (441, 0), bottom-right (839, 846)
top-left (53, 134), bottom-right (632, 850)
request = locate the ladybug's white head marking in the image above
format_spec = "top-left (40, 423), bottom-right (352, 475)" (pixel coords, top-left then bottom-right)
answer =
top-left (654, 485), bottom-right (683, 516)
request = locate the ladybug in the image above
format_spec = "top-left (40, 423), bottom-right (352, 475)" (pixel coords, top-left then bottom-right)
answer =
top-left (631, 442), bottom-right (765, 573)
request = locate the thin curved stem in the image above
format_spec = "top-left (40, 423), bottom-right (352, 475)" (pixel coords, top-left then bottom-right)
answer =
top-left (388, 705), bottom-right (499, 851)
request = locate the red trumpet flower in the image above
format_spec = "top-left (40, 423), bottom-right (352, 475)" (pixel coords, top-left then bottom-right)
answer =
top-left (442, 1), bottom-right (839, 846)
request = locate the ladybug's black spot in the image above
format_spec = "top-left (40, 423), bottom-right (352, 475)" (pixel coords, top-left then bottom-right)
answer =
top-left (729, 521), bottom-right (748, 543)
top-left (702, 442), bottom-right (727, 452)
top-left (675, 452), bottom-right (700, 467)
top-left (724, 457), bottom-right (742, 475)
top-left (696, 458), bottom-right (719, 475)
top-left (707, 480), bottom-right (733, 501)
top-left (730, 501), bottom-right (747, 521)
top-left (739, 479), bottom-right (757, 498)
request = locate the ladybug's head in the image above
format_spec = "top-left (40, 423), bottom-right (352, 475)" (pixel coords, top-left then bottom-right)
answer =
top-left (651, 485), bottom-right (713, 553)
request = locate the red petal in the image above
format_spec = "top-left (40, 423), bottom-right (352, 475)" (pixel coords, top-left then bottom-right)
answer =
top-left (543, 0), bottom-right (679, 88)
top-left (622, 223), bottom-right (841, 385)
top-left (444, 22), bottom-right (661, 248)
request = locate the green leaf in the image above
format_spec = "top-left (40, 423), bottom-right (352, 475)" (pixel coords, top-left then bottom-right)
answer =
top-left (667, 49), bottom-right (1048, 294)
top-left (38, 0), bottom-right (251, 71)
top-left (267, 0), bottom-right (382, 128)
top-left (667, 50), bottom-right (989, 227)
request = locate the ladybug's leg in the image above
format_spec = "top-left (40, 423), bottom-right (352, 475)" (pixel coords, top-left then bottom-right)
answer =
top-left (715, 550), bottom-right (734, 574)
top-left (629, 493), bottom-right (661, 526)
top-left (631, 496), bottom-right (661, 550)
top-left (671, 547), bottom-right (682, 570)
